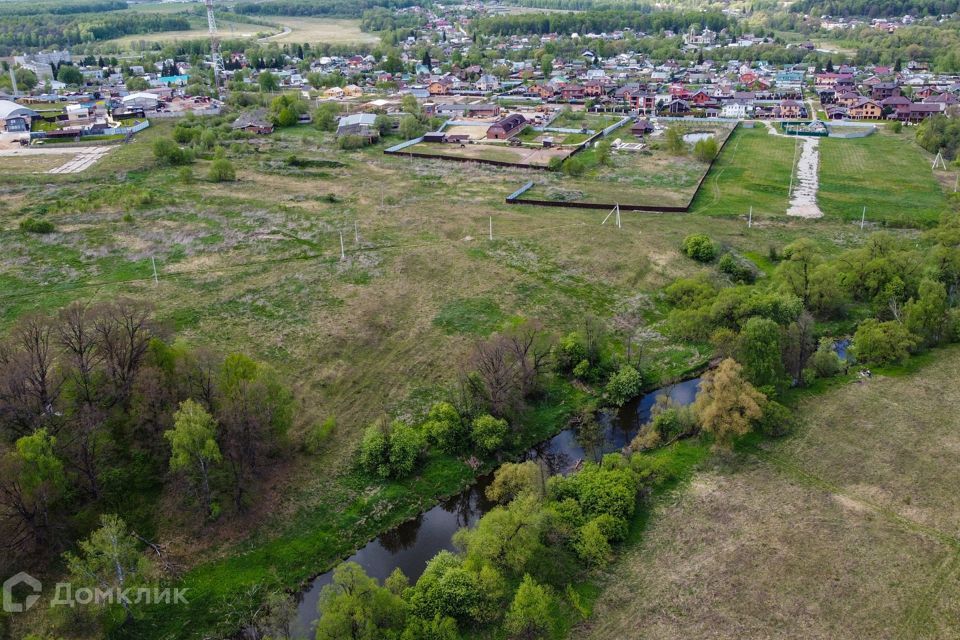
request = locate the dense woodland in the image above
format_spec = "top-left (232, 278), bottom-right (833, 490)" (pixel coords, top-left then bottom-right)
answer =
top-left (232, 0), bottom-right (420, 19)
top-left (473, 9), bottom-right (735, 37)
top-left (791, 0), bottom-right (960, 18)
top-left (0, 12), bottom-right (190, 55)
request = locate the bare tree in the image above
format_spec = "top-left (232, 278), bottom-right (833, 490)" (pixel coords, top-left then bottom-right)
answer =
top-left (94, 299), bottom-right (154, 406)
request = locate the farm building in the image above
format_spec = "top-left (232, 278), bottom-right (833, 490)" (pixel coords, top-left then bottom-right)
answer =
top-left (486, 114), bottom-right (526, 140)
top-left (631, 119), bottom-right (654, 136)
top-left (337, 113), bottom-right (379, 140)
top-left (0, 100), bottom-right (37, 132)
top-left (232, 110), bottom-right (274, 135)
top-left (122, 92), bottom-right (160, 110)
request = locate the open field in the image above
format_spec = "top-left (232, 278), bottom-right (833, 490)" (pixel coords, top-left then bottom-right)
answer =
top-left (261, 16), bottom-right (380, 45)
top-left (101, 17), bottom-right (267, 46)
top-left (403, 140), bottom-right (572, 166)
top-left (581, 347), bottom-right (960, 640)
top-left (0, 117), bottom-right (938, 639)
top-left (818, 130), bottom-right (948, 227)
top-left (0, 152), bottom-right (76, 172)
top-left (690, 124), bottom-right (795, 217)
top-left (518, 124), bottom-right (732, 209)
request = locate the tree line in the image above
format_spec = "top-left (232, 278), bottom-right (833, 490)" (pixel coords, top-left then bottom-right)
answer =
top-left (472, 9), bottom-right (735, 37)
top-left (231, 0), bottom-right (420, 19)
top-left (791, 0), bottom-right (960, 18)
top-left (918, 115), bottom-right (960, 160)
top-left (0, 0), bottom-right (125, 17)
top-left (0, 12), bottom-right (190, 54)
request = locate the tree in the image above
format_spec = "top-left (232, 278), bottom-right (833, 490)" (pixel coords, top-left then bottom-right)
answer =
top-left (851, 319), bottom-right (918, 365)
top-left (125, 76), bottom-right (150, 91)
top-left (604, 365), bottom-right (643, 407)
top-left (422, 402), bottom-right (466, 455)
top-left (401, 94), bottom-right (421, 119)
top-left (409, 551), bottom-right (504, 626)
top-left (540, 54), bottom-right (554, 77)
top-left (905, 278), bottom-right (949, 346)
top-left (399, 115), bottom-right (424, 140)
top-left (0, 429), bottom-right (65, 552)
top-left (693, 358), bottom-right (765, 451)
top-left (486, 461), bottom-right (544, 504)
top-left (777, 238), bottom-right (822, 308)
top-left (359, 421), bottom-right (423, 479)
top-left (153, 138), bottom-right (192, 166)
top-left (56, 65), bottom-right (84, 86)
top-left (504, 575), bottom-right (552, 639)
top-left (665, 126), bottom-right (686, 155)
top-left (64, 514), bottom-right (153, 624)
top-left (315, 562), bottom-right (407, 640)
top-left (165, 399), bottom-right (221, 517)
top-left (14, 67), bottom-right (38, 91)
top-left (208, 158), bottom-right (236, 182)
top-left (574, 518), bottom-right (612, 568)
top-left (736, 317), bottom-right (785, 390)
top-left (471, 414), bottom-right (508, 454)
top-left (314, 102), bottom-right (340, 132)
top-left (258, 71), bottom-right (279, 92)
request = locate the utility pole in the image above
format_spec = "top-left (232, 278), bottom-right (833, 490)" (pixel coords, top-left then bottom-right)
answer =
top-left (616, 203), bottom-right (621, 229)
top-left (204, 0), bottom-right (225, 94)
top-left (748, 206), bottom-right (753, 228)
top-left (788, 135), bottom-right (799, 197)
top-left (151, 257), bottom-right (159, 285)
top-left (354, 221), bottom-right (359, 246)
top-left (860, 206), bottom-right (866, 231)
top-left (339, 231), bottom-right (345, 260)
top-left (488, 216), bottom-right (493, 241)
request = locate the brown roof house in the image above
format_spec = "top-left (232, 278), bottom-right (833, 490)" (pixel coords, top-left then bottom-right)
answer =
top-left (486, 114), bottom-right (526, 140)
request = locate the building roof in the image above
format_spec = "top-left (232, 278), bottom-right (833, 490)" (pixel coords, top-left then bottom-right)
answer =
top-left (122, 92), bottom-right (159, 103)
top-left (0, 100), bottom-right (38, 120)
top-left (337, 113), bottom-right (377, 128)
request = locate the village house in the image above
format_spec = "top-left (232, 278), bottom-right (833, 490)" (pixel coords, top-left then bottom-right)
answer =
top-left (336, 113), bottom-right (379, 140)
top-left (231, 110), bottom-right (274, 135)
top-left (486, 113), bottom-right (526, 140)
top-left (848, 98), bottom-right (882, 120)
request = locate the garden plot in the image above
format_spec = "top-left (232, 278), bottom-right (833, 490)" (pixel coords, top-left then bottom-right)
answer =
top-left (402, 141), bottom-right (573, 167)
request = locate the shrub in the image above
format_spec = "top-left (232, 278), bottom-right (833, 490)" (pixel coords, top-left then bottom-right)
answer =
top-left (504, 575), bottom-right (553, 639)
top-left (718, 253), bottom-right (757, 283)
top-left (562, 156), bottom-right (586, 176)
top-left (693, 136), bottom-right (719, 162)
top-left (358, 425), bottom-right (390, 478)
top-left (208, 158), bottom-right (236, 182)
top-left (337, 134), bottom-right (368, 150)
top-left (19, 217), bottom-right (55, 234)
top-left (178, 166), bottom-right (194, 184)
top-left (807, 338), bottom-right (842, 378)
top-left (471, 414), bottom-right (508, 454)
top-left (681, 233), bottom-right (717, 262)
top-left (755, 400), bottom-right (796, 437)
top-left (153, 137), bottom-right (193, 166)
top-left (574, 519), bottom-right (612, 567)
top-left (303, 417), bottom-right (335, 454)
top-left (604, 365), bottom-right (643, 407)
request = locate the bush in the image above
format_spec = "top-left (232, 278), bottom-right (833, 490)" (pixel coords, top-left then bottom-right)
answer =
top-left (553, 332), bottom-right (586, 374)
top-left (471, 414), bottom-right (508, 454)
top-left (807, 338), bottom-right (842, 378)
top-left (693, 136), bottom-right (719, 162)
top-left (19, 217), bottom-right (55, 234)
top-left (358, 421), bottom-right (423, 479)
top-left (755, 400), bottom-right (796, 437)
top-left (718, 253), bottom-right (757, 283)
top-left (178, 166), bottom-right (194, 184)
top-left (604, 365), bottom-right (643, 407)
top-left (562, 156), bottom-right (587, 176)
top-left (337, 135), bottom-right (368, 150)
top-left (574, 518), bottom-right (612, 567)
top-left (681, 233), bottom-right (717, 262)
top-left (304, 417), bottom-right (335, 454)
top-left (504, 575), bottom-right (553, 639)
top-left (153, 137), bottom-right (193, 166)
top-left (208, 158), bottom-right (236, 182)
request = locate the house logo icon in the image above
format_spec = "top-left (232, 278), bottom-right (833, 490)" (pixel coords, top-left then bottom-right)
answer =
top-left (2, 572), bottom-right (41, 613)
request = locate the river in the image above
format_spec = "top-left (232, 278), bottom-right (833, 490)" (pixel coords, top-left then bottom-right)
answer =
top-left (289, 377), bottom-right (703, 638)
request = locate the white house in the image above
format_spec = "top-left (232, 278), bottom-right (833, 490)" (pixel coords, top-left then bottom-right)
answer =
top-left (721, 102), bottom-right (749, 119)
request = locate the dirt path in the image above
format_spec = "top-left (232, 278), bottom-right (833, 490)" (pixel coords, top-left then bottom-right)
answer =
top-left (786, 137), bottom-right (824, 219)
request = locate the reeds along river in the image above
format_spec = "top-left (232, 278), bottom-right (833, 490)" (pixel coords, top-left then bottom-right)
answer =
top-left (289, 377), bottom-right (703, 638)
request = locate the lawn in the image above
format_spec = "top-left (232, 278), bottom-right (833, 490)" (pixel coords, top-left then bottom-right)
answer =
top-left (690, 124), bottom-right (795, 218)
top-left (818, 130), bottom-right (949, 227)
top-left (0, 119), bottom-right (929, 640)
top-left (580, 346), bottom-right (960, 640)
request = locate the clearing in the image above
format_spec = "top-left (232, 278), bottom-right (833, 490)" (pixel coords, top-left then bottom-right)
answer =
top-left (581, 347), bottom-right (960, 640)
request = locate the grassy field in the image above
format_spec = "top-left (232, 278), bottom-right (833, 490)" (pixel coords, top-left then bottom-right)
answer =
top-left (103, 8), bottom-right (376, 46)
top-left (818, 130), bottom-right (948, 227)
top-left (580, 347), bottom-right (960, 639)
top-left (690, 125), bottom-right (795, 218)
top-left (0, 152), bottom-right (75, 172)
top-left (0, 117), bottom-right (934, 639)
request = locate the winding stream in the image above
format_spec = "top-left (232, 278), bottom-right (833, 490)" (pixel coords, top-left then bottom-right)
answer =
top-left (290, 377), bottom-right (703, 638)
